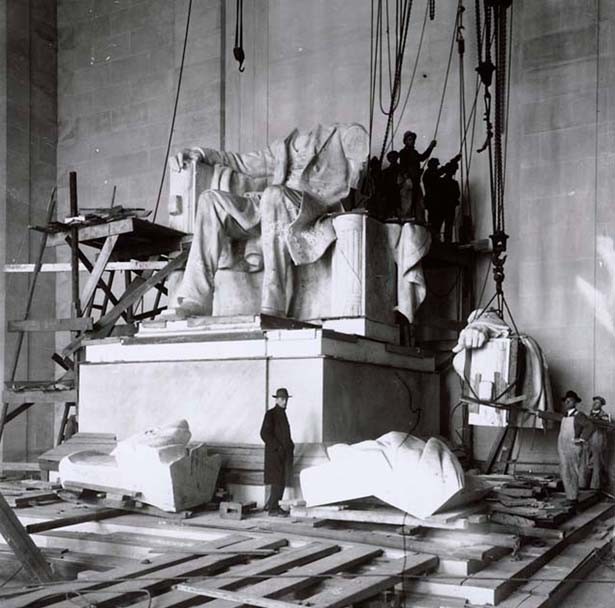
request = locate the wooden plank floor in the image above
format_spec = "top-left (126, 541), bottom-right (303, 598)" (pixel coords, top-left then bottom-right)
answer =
top-left (0, 484), bottom-right (612, 608)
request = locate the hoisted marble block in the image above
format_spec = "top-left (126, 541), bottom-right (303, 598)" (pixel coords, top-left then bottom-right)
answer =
top-left (300, 431), bottom-right (466, 519)
top-left (59, 419), bottom-right (221, 512)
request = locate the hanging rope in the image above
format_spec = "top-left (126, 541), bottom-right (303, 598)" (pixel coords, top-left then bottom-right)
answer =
top-left (375, 0), bottom-right (415, 162)
top-left (430, 1), bottom-right (462, 143)
top-left (233, 0), bottom-right (246, 71)
top-left (390, 0), bottom-right (430, 145)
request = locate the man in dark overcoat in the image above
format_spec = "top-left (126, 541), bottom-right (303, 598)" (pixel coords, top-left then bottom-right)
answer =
top-left (260, 387), bottom-right (294, 516)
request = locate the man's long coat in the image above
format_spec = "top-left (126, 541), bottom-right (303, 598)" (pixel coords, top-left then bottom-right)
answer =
top-left (260, 405), bottom-right (294, 486)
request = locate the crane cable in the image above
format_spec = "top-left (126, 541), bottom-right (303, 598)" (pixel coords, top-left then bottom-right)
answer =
top-left (475, 0), bottom-right (516, 329)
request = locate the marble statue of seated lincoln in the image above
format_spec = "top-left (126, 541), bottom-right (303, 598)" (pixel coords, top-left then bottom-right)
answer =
top-left (173, 123), bottom-right (369, 318)
top-left (167, 123), bottom-right (432, 327)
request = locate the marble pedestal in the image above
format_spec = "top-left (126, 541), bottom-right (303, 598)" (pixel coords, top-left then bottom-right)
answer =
top-left (79, 317), bottom-right (440, 506)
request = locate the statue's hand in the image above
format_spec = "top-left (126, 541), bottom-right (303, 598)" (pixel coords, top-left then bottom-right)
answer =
top-left (179, 148), bottom-right (206, 164)
top-left (430, 139), bottom-right (437, 148)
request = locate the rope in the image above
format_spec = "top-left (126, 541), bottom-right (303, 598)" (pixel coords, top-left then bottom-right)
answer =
top-left (152, 0), bottom-right (193, 222)
top-left (430, 0), bottom-right (462, 142)
top-left (389, 0), bottom-right (430, 144)
top-left (377, 0), bottom-right (415, 162)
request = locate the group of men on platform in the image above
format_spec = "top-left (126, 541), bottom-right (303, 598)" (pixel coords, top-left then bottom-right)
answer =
top-left (369, 130), bottom-right (462, 242)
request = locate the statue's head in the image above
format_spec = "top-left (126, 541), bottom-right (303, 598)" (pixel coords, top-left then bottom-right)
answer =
top-left (427, 157), bottom-right (440, 169)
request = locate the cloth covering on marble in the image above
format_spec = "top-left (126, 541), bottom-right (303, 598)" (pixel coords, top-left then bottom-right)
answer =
top-left (452, 309), bottom-right (555, 430)
top-left (385, 223), bottom-right (431, 323)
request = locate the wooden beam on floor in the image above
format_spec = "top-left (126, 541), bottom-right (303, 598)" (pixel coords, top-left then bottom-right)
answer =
top-left (175, 586), bottom-right (299, 608)
top-left (25, 508), bottom-right (125, 534)
top-left (192, 546), bottom-right (385, 608)
top-left (47, 536), bottom-right (289, 608)
top-left (407, 501), bottom-right (615, 605)
top-left (129, 542), bottom-right (340, 608)
top-left (0, 492), bottom-right (55, 583)
top-left (9, 533), bottom-right (252, 608)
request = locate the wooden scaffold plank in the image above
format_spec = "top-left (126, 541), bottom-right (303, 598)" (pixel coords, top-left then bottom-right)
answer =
top-left (45, 536), bottom-right (289, 608)
top-left (130, 543), bottom-right (340, 608)
top-left (178, 546), bottom-right (386, 608)
top-left (9, 533), bottom-right (251, 608)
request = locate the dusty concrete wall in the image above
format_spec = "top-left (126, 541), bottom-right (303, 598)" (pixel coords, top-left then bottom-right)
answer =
top-left (1, 0), bottom-right (57, 461)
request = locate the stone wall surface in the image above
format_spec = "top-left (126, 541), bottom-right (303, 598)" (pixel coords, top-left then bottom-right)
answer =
top-left (1, 0), bottom-right (58, 461)
top-left (56, 0), bottom-right (223, 217)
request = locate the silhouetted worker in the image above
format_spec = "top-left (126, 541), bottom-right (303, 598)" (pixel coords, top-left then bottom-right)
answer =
top-left (260, 387), bottom-right (294, 516)
top-left (399, 131), bottom-right (436, 216)
top-left (380, 150), bottom-right (402, 219)
top-left (440, 159), bottom-right (461, 242)
top-left (423, 157), bottom-right (446, 228)
top-left (426, 156), bottom-right (460, 242)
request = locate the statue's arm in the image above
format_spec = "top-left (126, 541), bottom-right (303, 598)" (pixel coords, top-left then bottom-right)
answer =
top-left (183, 145), bottom-right (277, 179)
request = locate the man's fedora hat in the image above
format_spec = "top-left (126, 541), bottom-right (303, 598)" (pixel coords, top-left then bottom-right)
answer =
top-left (562, 390), bottom-right (581, 403)
top-left (273, 388), bottom-right (291, 399)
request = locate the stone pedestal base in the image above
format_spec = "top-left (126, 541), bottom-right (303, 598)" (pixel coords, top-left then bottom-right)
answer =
top-left (79, 320), bottom-right (440, 505)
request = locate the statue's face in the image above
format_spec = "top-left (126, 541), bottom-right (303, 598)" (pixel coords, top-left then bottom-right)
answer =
top-left (564, 397), bottom-right (577, 410)
top-left (276, 397), bottom-right (288, 409)
top-left (592, 399), bottom-right (603, 411)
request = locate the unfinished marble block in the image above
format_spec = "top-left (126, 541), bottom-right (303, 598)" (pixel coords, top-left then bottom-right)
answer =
top-left (58, 419), bottom-right (221, 512)
top-left (299, 431), bottom-right (465, 519)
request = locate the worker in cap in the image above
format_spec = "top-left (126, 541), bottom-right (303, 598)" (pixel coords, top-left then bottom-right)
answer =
top-left (587, 396), bottom-right (610, 490)
top-left (260, 388), bottom-right (294, 516)
top-left (557, 390), bottom-right (593, 503)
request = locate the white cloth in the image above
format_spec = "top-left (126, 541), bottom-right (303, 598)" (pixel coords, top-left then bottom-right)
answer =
top-left (385, 223), bottom-right (431, 323)
top-left (452, 309), bottom-right (555, 429)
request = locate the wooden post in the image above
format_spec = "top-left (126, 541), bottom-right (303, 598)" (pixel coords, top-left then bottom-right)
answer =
top-left (0, 491), bottom-right (55, 583)
top-left (9, 189), bottom-right (57, 383)
top-left (69, 172), bottom-right (81, 318)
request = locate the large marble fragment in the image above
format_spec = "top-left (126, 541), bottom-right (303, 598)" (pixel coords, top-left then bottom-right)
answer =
top-left (300, 431), bottom-right (466, 519)
top-left (452, 309), bottom-right (554, 429)
top-left (59, 420), bottom-right (221, 512)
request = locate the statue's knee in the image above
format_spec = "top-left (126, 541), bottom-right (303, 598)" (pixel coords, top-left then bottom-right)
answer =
top-left (260, 186), bottom-right (285, 213)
